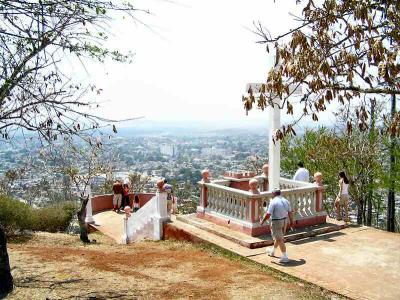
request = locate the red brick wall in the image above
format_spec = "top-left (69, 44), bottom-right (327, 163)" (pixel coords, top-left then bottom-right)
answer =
top-left (229, 180), bottom-right (250, 191)
top-left (127, 193), bottom-right (155, 207)
top-left (92, 194), bottom-right (113, 213)
top-left (92, 193), bottom-right (155, 213)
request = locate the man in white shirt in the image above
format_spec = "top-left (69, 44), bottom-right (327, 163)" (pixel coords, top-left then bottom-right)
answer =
top-left (260, 188), bottom-right (294, 263)
top-left (293, 162), bottom-right (309, 182)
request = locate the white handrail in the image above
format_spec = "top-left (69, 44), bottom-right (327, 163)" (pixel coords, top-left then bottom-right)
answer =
top-left (124, 196), bottom-right (157, 243)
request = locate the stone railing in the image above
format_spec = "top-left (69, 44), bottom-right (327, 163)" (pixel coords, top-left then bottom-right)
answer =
top-left (197, 177), bottom-right (326, 236)
top-left (278, 178), bottom-right (313, 189)
top-left (205, 183), bottom-right (256, 223)
top-left (259, 186), bottom-right (318, 220)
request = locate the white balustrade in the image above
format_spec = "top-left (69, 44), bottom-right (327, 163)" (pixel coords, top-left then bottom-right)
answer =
top-left (202, 178), bottom-right (320, 226)
top-left (205, 183), bottom-right (252, 222)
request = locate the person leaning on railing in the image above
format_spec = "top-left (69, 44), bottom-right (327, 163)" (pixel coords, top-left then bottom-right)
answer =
top-left (260, 188), bottom-right (294, 264)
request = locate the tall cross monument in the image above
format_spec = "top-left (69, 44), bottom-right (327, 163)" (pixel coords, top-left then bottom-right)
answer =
top-left (246, 83), bottom-right (302, 190)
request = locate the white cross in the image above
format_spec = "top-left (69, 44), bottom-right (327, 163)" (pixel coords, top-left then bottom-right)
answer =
top-left (246, 83), bottom-right (302, 190)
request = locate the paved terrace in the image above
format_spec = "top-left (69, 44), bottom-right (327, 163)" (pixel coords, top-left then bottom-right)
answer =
top-left (166, 217), bottom-right (400, 300)
top-left (89, 209), bottom-right (400, 300)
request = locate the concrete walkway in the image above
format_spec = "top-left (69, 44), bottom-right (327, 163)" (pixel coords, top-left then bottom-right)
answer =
top-left (167, 218), bottom-right (400, 300)
top-left (91, 210), bottom-right (125, 243)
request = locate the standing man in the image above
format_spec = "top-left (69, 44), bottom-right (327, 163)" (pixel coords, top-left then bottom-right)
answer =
top-left (293, 162), bottom-right (309, 182)
top-left (112, 180), bottom-right (123, 212)
top-left (260, 188), bottom-right (294, 263)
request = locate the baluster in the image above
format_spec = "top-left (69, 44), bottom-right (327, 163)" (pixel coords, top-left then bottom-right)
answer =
top-left (294, 193), bottom-right (301, 220)
top-left (240, 198), bottom-right (245, 220)
top-left (209, 189), bottom-right (214, 210)
top-left (224, 192), bottom-right (229, 215)
top-left (310, 191), bottom-right (317, 215)
top-left (228, 195), bottom-right (235, 217)
top-left (222, 192), bottom-right (227, 215)
top-left (306, 192), bottom-right (312, 215)
top-left (231, 196), bottom-right (236, 218)
top-left (238, 198), bottom-right (242, 219)
top-left (215, 190), bottom-right (221, 212)
top-left (223, 193), bottom-right (231, 216)
top-left (213, 189), bottom-right (218, 211)
top-left (224, 193), bottom-right (228, 215)
top-left (218, 191), bottom-right (222, 213)
top-left (223, 191), bottom-right (227, 214)
top-left (218, 190), bottom-right (222, 213)
top-left (299, 192), bottom-right (305, 218)
top-left (304, 191), bottom-right (309, 215)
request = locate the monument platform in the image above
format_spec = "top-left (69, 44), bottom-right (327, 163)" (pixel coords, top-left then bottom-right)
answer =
top-left (177, 213), bottom-right (348, 248)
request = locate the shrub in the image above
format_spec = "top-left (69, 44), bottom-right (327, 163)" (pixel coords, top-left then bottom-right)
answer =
top-left (33, 202), bottom-right (78, 232)
top-left (0, 194), bottom-right (35, 234)
top-left (0, 195), bottom-right (78, 235)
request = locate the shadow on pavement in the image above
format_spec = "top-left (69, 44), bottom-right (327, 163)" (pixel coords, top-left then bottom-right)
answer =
top-left (272, 258), bottom-right (306, 267)
top-left (290, 231), bottom-right (346, 245)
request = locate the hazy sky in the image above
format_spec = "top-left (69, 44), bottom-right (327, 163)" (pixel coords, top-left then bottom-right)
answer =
top-left (80, 0), bottom-right (335, 128)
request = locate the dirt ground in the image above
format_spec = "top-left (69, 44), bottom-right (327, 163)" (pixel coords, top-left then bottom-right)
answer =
top-left (6, 232), bottom-right (335, 300)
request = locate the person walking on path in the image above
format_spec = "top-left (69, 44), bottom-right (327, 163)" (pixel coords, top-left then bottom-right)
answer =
top-left (293, 162), bottom-right (310, 182)
top-left (112, 180), bottom-right (123, 212)
top-left (260, 188), bottom-right (294, 263)
top-left (335, 171), bottom-right (350, 222)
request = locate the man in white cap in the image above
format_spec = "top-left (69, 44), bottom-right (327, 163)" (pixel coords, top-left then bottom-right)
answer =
top-left (260, 188), bottom-right (294, 263)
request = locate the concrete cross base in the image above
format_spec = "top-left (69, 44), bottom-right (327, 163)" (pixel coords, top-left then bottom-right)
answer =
top-left (197, 211), bottom-right (270, 237)
top-left (197, 211), bottom-right (327, 237)
top-left (172, 214), bottom-right (347, 249)
top-left (295, 214), bottom-right (327, 227)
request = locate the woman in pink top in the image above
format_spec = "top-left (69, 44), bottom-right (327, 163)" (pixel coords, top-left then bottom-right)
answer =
top-left (335, 171), bottom-right (350, 222)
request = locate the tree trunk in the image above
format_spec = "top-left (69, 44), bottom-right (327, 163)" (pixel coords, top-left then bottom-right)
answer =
top-left (387, 94), bottom-right (397, 232)
top-left (362, 197), bottom-right (367, 225)
top-left (357, 199), bottom-right (364, 225)
top-left (367, 99), bottom-right (376, 226)
top-left (0, 225), bottom-right (13, 296)
top-left (77, 197), bottom-right (90, 243)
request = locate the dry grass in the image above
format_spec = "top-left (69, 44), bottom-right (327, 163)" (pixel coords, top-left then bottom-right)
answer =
top-left (6, 232), bottom-right (338, 299)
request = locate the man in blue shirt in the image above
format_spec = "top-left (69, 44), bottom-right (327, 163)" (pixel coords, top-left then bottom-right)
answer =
top-left (260, 188), bottom-right (294, 263)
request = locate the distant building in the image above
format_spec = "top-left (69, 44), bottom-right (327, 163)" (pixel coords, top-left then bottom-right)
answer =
top-left (160, 144), bottom-right (177, 157)
top-left (201, 146), bottom-right (231, 157)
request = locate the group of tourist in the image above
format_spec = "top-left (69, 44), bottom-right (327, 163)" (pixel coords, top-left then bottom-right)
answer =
top-left (112, 178), bottom-right (176, 214)
top-left (260, 162), bottom-right (350, 264)
top-left (112, 180), bottom-right (140, 213)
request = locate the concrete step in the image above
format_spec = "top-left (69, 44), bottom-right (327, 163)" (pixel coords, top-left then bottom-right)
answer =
top-left (175, 214), bottom-right (348, 249)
